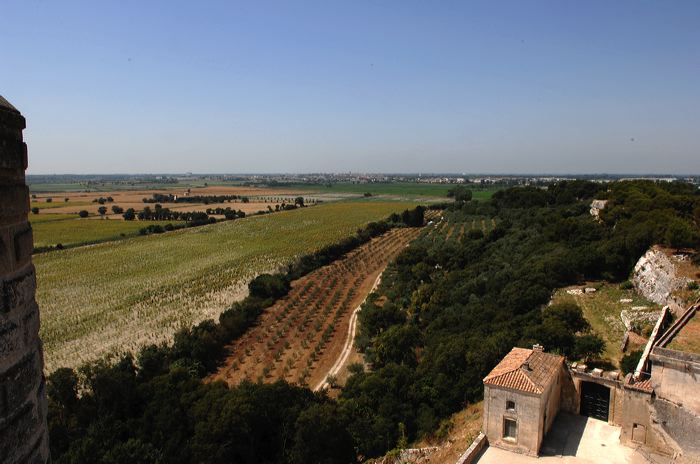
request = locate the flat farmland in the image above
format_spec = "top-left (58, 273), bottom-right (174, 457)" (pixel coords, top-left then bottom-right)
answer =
top-left (209, 226), bottom-right (421, 388)
top-left (29, 185), bottom-right (355, 249)
top-left (279, 182), bottom-right (500, 199)
top-left (30, 185), bottom-right (328, 219)
top-left (31, 217), bottom-right (184, 248)
top-left (35, 201), bottom-right (417, 372)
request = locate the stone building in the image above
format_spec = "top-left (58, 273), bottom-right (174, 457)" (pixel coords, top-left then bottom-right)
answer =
top-left (619, 303), bottom-right (700, 460)
top-left (482, 346), bottom-right (565, 456)
top-left (484, 302), bottom-right (700, 461)
top-left (0, 96), bottom-right (51, 463)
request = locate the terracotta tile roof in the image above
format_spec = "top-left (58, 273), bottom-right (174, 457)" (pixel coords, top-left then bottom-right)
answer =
top-left (483, 347), bottom-right (564, 394)
top-left (625, 375), bottom-right (654, 394)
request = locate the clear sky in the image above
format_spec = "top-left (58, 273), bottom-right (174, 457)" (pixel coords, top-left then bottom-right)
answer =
top-left (2, 0), bottom-right (699, 175)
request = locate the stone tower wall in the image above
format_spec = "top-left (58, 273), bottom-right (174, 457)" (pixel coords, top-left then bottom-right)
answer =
top-left (0, 96), bottom-right (50, 463)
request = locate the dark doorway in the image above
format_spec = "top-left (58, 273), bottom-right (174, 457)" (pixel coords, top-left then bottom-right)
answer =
top-left (580, 381), bottom-right (610, 421)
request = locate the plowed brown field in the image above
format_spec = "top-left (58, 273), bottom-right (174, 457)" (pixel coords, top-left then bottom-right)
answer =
top-left (209, 226), bottom-right (421, 388)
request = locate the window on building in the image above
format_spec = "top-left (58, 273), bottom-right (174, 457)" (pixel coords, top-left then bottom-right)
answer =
top-left (632, 423), bottom-right (646, 444)
top-left (506, 400), bottom-right (516, 411)
top-left (504, 418), bottom-right (517, 440)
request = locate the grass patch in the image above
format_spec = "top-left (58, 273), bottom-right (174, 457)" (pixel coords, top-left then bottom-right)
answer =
top-left (29, 213), bottom-right (79, 223)
top-left (32, 218), bottom-right (184, 248)
top-left (551, 283), bottom-right (660, 366)
top-left (31, 200), bottom-right (90, 210)
top-left (36, 201), bottom-right (418, 372)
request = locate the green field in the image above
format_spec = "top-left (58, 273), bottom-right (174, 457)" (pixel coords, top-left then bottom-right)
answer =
top-left (551, 283), bottom-right (660, 366)
top-left (36, 201), bottom-right (418, 371)
top-left (30, 200), bottom-right (90, 210)
top-left (277, 182), bottom-right (498, 199)
top-left (31, 217), bottom-right (184, 249)
top-left (29, 213), bottom-right (78, 223)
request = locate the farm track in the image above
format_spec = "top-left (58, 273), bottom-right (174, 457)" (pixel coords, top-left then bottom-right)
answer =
top-left (209, 227), bottom-right (422, 388)
top-left (313, 272), bottom-right (382, 391)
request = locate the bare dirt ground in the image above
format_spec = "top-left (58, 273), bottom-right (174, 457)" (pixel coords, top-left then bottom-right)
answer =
top-left (208, 227), bottom-right (421, 388)
top-left (314, 272), bottom-right (384, 391)
top-left (668, 308), bottom-right (700, 354)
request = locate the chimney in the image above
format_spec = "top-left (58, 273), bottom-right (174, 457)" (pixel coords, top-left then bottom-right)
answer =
top-left (533, 344), bottom-right (544, 352)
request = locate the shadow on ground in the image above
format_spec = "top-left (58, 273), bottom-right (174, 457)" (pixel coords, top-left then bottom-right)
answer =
top-left (540, 413), bottom-right (588, 456)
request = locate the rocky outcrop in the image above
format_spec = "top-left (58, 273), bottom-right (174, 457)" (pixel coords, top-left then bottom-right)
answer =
top-left (632, 247), bottom-right (691, 306)
top-left (589, 199), bottom-right (608, 220)
top-left (0, 96), bottom-right (50, 463)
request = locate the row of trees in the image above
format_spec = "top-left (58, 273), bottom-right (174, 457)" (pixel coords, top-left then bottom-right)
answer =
top-left (144, 193), bottom-right (247, 204)
top-left (47, 207), bottom-right (428, 463)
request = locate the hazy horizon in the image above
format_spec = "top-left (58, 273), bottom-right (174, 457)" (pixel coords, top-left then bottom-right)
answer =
top-left (4, 1), bottom-right (700, 175)
top-left (26, 171), bottom-right (700, 178)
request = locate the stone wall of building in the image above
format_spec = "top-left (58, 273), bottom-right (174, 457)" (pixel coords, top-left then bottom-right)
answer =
top-left (618, 386), bottom-right (674, 454)
top-left (483, 385), bottom-right (543, 456)
top-left (0, 96), bottom-right (50, 463)
top-left (648, 347), bottom-right (700, 459)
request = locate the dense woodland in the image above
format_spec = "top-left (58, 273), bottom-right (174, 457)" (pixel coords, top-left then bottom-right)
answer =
top-left (47, 181), bottom-right (700, 463)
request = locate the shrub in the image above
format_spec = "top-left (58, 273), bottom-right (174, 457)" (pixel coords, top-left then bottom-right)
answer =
top-left (78, 210), bottom-right (89, 218)
top-left (574, 334), bottom-right (605, 361)
top-left (620, 350), bottom-right (643, 375)
top-left (467, 229), bottom-right (484, 240)
top-left (688, 281), bottom-right (699, 291)
top-left (248, 274), bottom-right (290, 299)
top-left (620, 280), bottom-right (634, 290)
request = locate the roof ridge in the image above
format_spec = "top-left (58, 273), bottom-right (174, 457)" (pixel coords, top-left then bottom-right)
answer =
top-left (483, 347), bottom-right (532, 381)
top-left (483, 347), bottom-right (563, 394)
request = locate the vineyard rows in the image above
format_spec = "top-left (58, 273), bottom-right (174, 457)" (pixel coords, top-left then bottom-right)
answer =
top-left (210, 227), bottom-right (422, 388)
top-left (423, 213), bottom-right (496, 243)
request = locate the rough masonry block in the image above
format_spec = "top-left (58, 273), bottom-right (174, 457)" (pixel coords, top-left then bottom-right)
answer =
top-left (13, 226), bottom-right (33, 267)
top-left (0, 401), bottom-right (39, 463)
top-left (0, 186), bottom-right (29, 223)
top-left (1, 266), bottom-right (37, 314)
top-left (0, 232), bottom-right (10, 276)
top-left (22, 304), bottom-right (40, 347)
top-left (0, 139), bottom-right (27, 171)
top-left (0, 351), bottom-right (40, 418)
top-left (0, 319), bottom-right (20, 358)
top-left (0, 106), bottom-right (26, 131)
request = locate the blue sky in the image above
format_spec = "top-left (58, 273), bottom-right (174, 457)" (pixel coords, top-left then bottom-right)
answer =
top-left (2, 1), bottom-right (699, 174)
